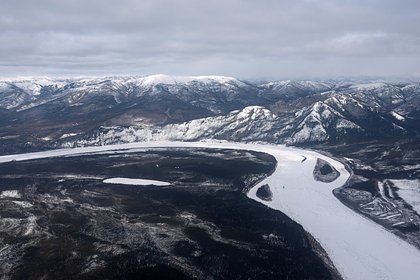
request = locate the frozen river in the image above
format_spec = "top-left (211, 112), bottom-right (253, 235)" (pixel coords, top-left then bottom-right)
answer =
top-left (2, 141), bottom-right (420, 280)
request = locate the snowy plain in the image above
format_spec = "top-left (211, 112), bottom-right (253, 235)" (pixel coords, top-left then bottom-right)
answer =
top-left (1, 141), bottom-right (420, 280)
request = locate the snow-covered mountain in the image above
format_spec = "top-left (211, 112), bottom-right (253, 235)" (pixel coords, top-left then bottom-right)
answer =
top-left (0, 82), bottom-right (35, 109)
top-left (0, 75), bottom-right (253, 113)
top-left (0, 75), bottom-right (419, 152)
top-left (257, 80), bottom-right (335, 101)
top-left (64, 106), bottom-right (283, 146)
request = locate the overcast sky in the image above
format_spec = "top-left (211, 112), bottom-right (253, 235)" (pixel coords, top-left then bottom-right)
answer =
top-left (1, 0), bottom-right (419, 79)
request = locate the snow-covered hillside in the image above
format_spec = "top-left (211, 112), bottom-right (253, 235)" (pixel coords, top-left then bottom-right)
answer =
top-left (65, 106), bottom-right (283, 146)
top-left (0, 75), bottom-right (419, 149)
top-left (64, 100), bottom-right (385, 146)
top-left (64, 105), bottom-right (368, 146)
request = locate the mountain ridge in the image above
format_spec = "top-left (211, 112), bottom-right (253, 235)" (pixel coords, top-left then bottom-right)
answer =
top-left (0, 75), bottom-right (419, 153)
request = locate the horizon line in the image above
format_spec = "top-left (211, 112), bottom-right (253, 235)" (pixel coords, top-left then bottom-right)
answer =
top-left (0, 73), bottom-right (419, 83)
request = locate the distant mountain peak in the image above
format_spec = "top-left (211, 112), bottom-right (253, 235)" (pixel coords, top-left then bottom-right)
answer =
top-left (236, 106), bottom-right (277, 120)
top-left (132, 74), bottom-right (244, 86)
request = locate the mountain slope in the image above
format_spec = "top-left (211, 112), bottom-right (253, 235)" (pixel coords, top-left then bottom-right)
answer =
top-left (64, 106), bottom-right (282, 146)
top-left (0, 76), bottom-right (419, 152)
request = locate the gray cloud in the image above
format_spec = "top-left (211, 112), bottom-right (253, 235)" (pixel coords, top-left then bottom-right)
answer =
top-left (1, 0), bottom-right (419, 79)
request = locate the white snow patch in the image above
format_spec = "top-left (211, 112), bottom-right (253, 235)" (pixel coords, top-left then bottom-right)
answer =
top-left (236, 106), bottom-right (276, 120)
top-left (377, 181), bottom-right (387, 201)
top-left (392, 221), bottom-right (406, 227)
top-left (60, 133), bottom-right (79, 139)
top-left (103, 177), bottom-right (171, 186)
top-left (0, 190), bottom-right (21, 198)
top-left (336, 119), bottom-right (361, 130)
top-left (391, 111), bottom-right (405, 121)
top-left (391, 179), bottom-right (420, 214)
top-left (56, 174), bottom-right (103, 180)
top-left (12, 201), bottom-right (33, 208)
top-left (24, 216), bottom-right (37, 235)
top-left (403, 164), bottom-right (420, 171)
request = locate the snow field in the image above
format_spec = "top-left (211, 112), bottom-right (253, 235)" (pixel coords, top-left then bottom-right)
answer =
top-left (103, 177), bottom-right (171, 186)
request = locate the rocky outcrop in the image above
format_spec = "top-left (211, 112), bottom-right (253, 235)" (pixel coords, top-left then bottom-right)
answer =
top-left (256, 184), bottom-right (273, 201)
top-left (313, 158), bottom-right (340, 183)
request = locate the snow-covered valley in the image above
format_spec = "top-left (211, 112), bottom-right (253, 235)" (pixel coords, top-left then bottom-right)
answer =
top-left (1, 141), bottom-right (420, 279)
